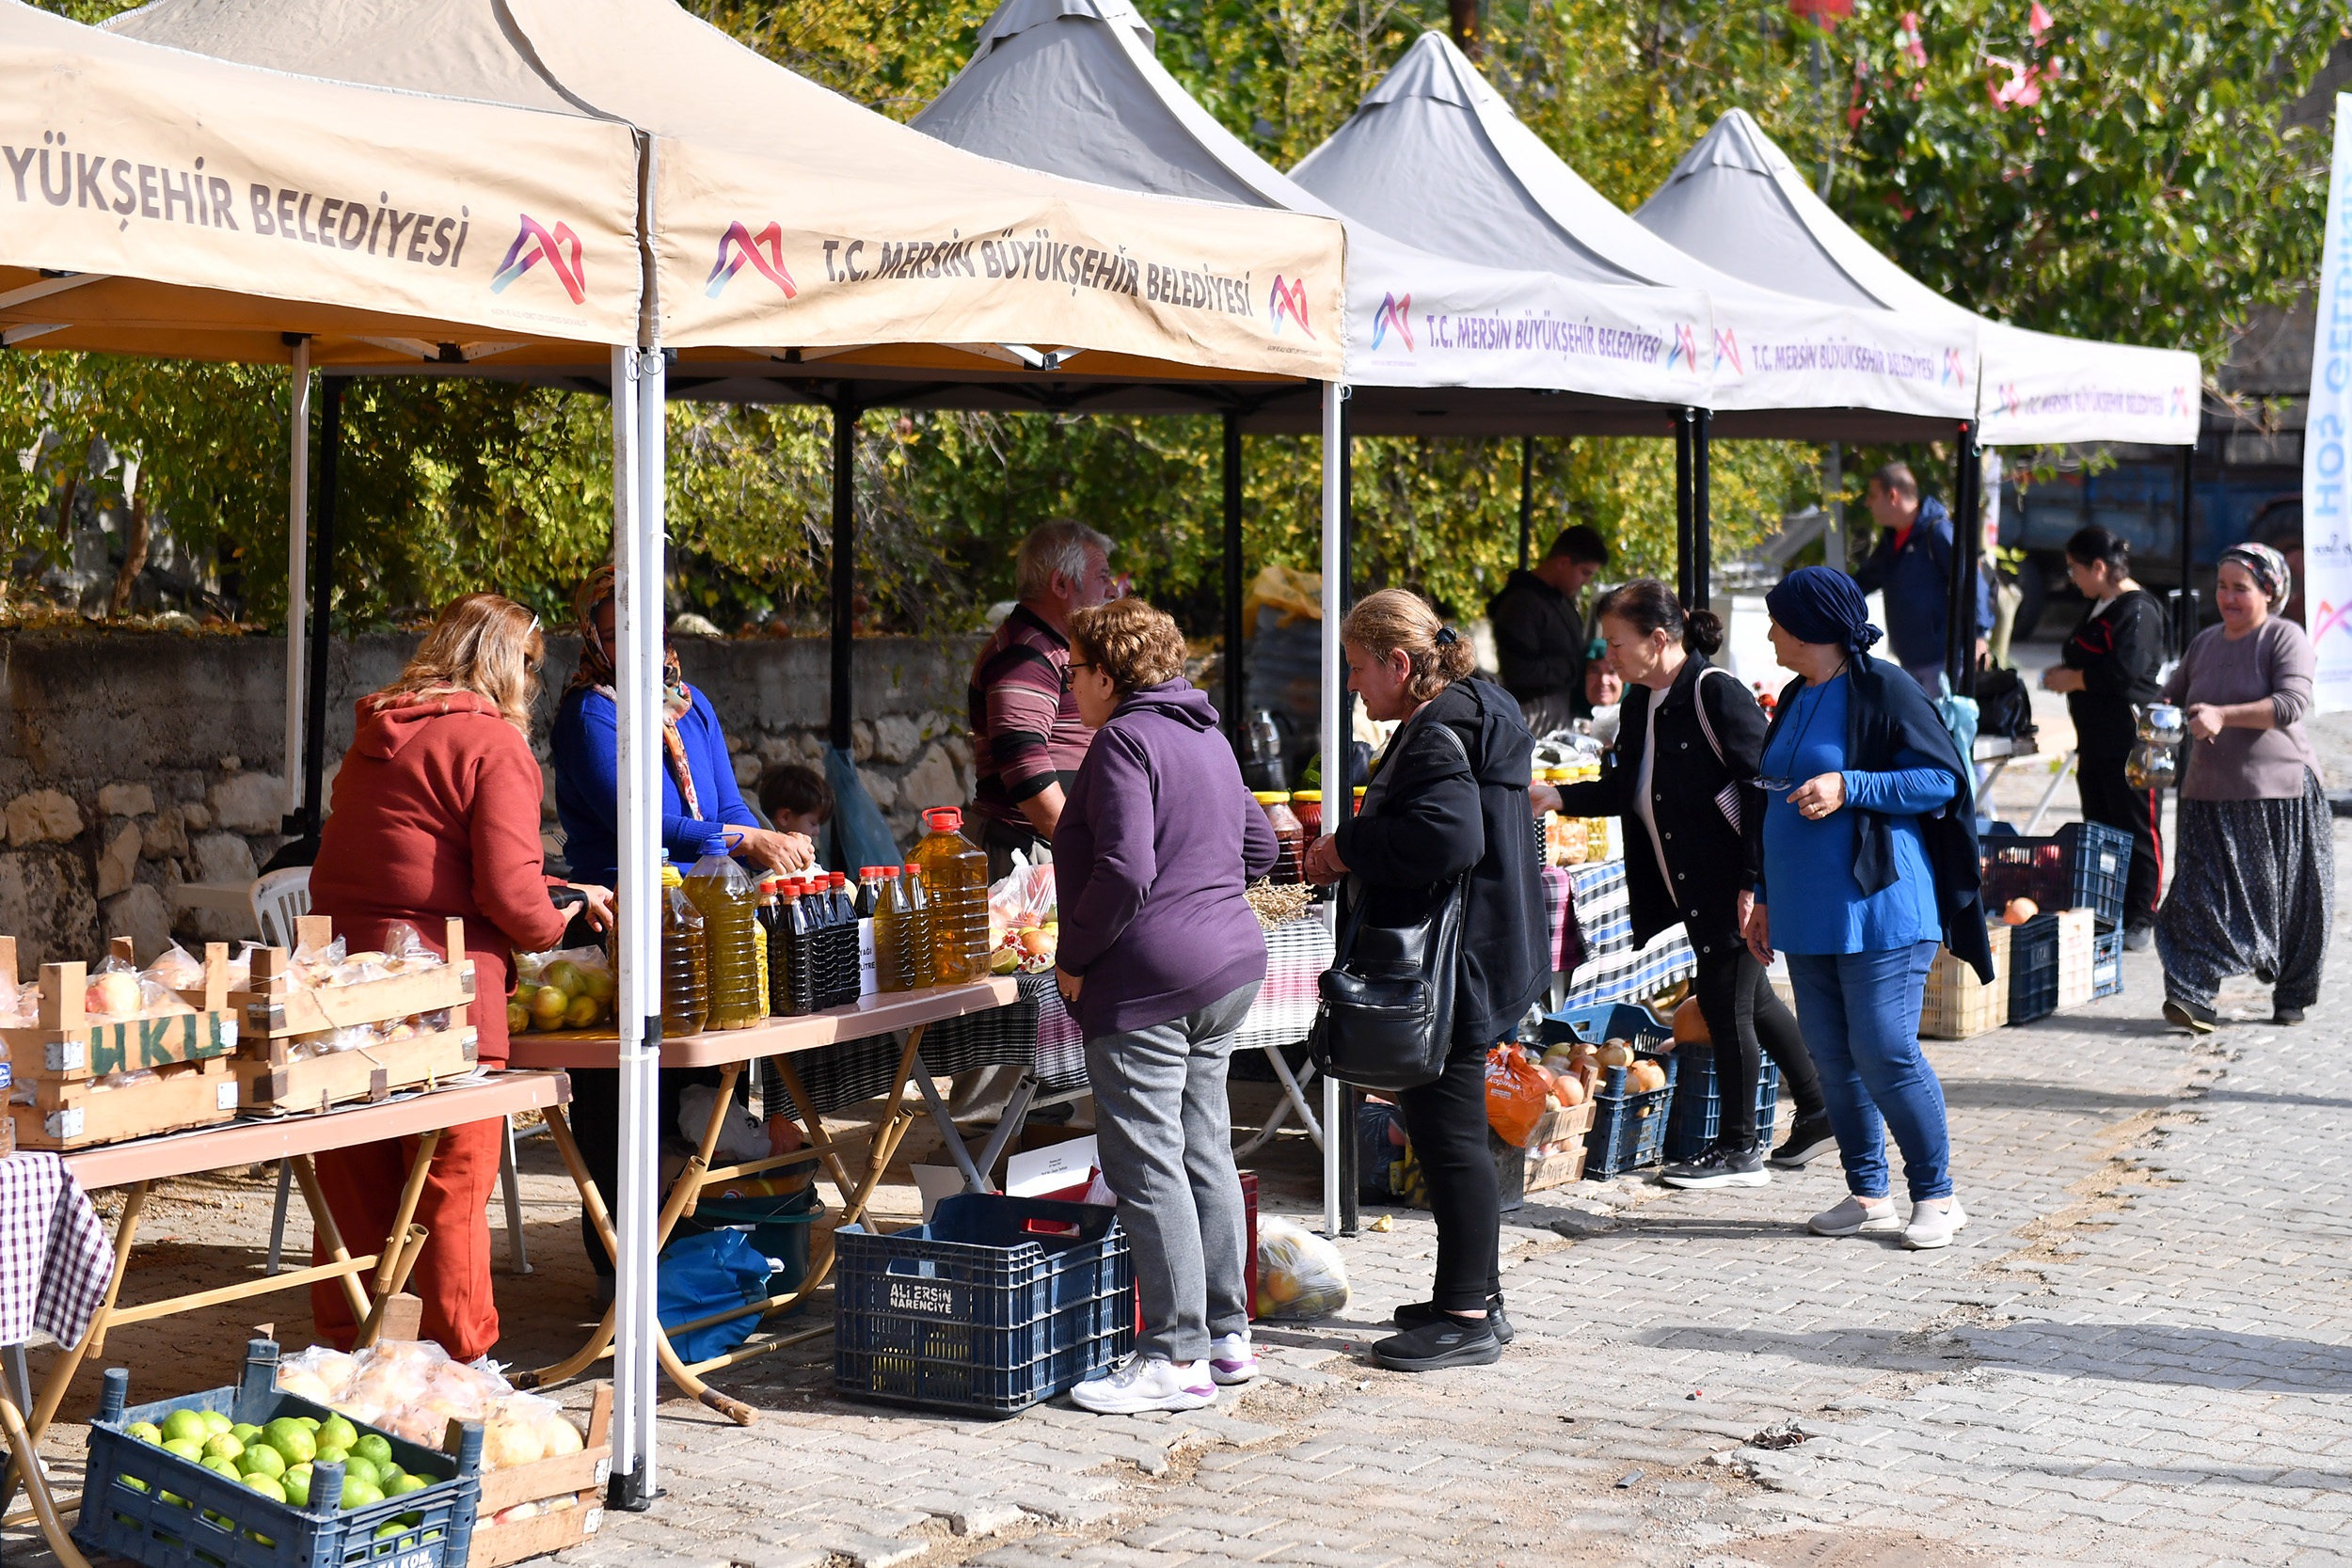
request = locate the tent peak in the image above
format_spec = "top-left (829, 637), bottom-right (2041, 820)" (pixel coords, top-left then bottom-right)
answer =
top-left (972, 0), bottom-right (1153, 55)
top-left (1360, 30), bottom-right (1503, 114)
top-left (1651, 108), bottom-right (1796, 188)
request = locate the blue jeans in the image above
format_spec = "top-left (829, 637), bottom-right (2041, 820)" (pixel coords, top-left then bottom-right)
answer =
top-left (1785, 943), bottom-right (1953, 1203)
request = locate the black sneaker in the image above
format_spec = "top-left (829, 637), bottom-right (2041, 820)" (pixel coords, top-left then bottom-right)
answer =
top-left (2274, 1005), bottom-right (2307, 1025)
top-left (1661, 1142), bottom-right (1770, 1189)
top-left (1372, 1315), bottom-right (1501, 1371)
top-left (2164, 997), bottom-right (2217, 1035)
top-left (1392, 1293), bottom-right (1515, 1345)
top-left (2123, 926), bottom-right (2155, 953)
top-left (1769, 1114), bottom-right (1837, 1169)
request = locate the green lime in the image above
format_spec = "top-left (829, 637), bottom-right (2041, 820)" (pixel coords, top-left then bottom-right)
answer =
top-left (281, 1465), bottom-right (312, 1509)
top-left (374, 1522), bottom-right (407, 1541)
top-left (163, 1438), bottom-right (204, 1463)
top-left (352, 1433), bottom-right (393, 1467)
top-left (119, 1474), bottom-right (150, 1494)
top-left (340, 1480), bottom-right (384, 1511)
top-left (246, 1532), bottom-right (277, 1547)
top-left (384, 1472), bottom-right (429, 1500)
top-left (295, 1417), bottom-right (322, 1432)
top-left (200, 1433), bottom-right (244, 1464)
top-left (159, 1491), bottom-right (189, 1510)
top-left (127, 1420), bottom-right (163, 1445)
top-left (314, 1446), bottom-right (348, 1468)
top-left (263, 1418), bottom-right (316, 1464)
top-left (399, 1510), bottom-right (422, 1528)
top-left (317, 1417), bottom-right (359, 1453)
top-left (161, 1410), bottom-right (207, 1445)
top-left (198, 1412), bottom-right (232, 1437)
top-left (238, 1445), bottom-right (286, 1480)
top-left (338, 1455), bottom-right (379, 1490)
top-left (243, 1473), bottom-right (286, 1505)
top-left (203, 1457), bottom-right (241, 1481)
top-left (230, 1423), bottom-right (263, 1444)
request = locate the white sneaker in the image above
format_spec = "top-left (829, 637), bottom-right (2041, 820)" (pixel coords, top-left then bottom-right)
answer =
top-left (1808, 1195), bottom-right (1902, 1237)
top-left (1208, 1332), bottom-right (1257, 1386)
top-left (1902, 1196), bottom-right (1967, 1250)
top-left (1069, 1354), bottom-right (1218, 1414)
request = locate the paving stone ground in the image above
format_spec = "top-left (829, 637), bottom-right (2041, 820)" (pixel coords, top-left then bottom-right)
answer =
top-left (12, 680), bottom-right (2351, 1568)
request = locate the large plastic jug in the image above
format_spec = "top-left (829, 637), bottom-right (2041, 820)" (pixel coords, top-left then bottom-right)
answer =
top-left (911, 807), bottom-right (991, 985)
top-left (874, 867), bottom-right (918, 993)
top-left (900, 865), bottom-right (937, 988)
top-left (684, 843), bottom-right (765, 1029)
top-left (659, 865), bottom-right (708, 1037)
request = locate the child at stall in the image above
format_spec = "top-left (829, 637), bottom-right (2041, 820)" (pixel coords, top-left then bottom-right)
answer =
top-left (757, 763), bottom-right (835, 861)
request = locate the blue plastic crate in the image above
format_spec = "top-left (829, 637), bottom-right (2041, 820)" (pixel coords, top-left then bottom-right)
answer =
top-left (2008, 911), bottom-right (2064, 1022)
top-left (74, 1340), bottom-right (481, 1568)
top-left (833, 1194), bottom-right (1132, 1418)
top-left (1584, 1052), bottom-right (1678, 1180)
top-left (1661, 1048), bottom-right (1782, 1163)
top-left (1539, 1001), bottom-right (1672, 1053)
top-left (2091, 921), bottom-right (2123, 1000)
top-left (1980, 821), bottom-right (2132, 927)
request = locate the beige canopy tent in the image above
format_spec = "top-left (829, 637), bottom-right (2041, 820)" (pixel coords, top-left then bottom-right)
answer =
top-left (105, 0), bottom-right (1349, 1499)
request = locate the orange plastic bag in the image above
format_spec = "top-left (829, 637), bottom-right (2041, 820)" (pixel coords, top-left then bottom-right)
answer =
top-left (1485, 1045), bottom-right (1550, 1148)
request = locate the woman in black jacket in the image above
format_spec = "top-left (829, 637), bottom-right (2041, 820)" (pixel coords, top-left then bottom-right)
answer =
top-left (1544, 581), bottom-right (1830, 1188)
top-left (1304, 589), bottom-right (1548, 1373)
top-left (2040, 525), bottom-right (2167, 946)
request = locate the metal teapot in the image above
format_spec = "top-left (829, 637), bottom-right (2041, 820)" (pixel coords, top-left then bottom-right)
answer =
top-left (2126, 703), bottom-right (2184, 791)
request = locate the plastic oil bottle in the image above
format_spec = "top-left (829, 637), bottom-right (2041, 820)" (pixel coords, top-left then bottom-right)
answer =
top-left (852, 867), bottom-right (883, 998)
top-left (821, 873), bottom-right (858, 1008)
top-left (750, 877), bottom-right (774, 1014)
top-left (684, 846), bottom-right (764, 1029)
top-left (874, 865), bottom-right (915, 993)
top-left (912, 807), bottom-right (991, 985)
top-left (764, 879), bottom-right (803, 1017)
top-left (659, 865), bottom-right (708, 1037)
top-left (899, 864), bottom-right (936, 988)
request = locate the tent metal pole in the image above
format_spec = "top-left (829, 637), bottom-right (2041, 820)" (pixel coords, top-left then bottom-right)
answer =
top-left (1674, 412), bottom-right (1693, 605)
top-left (2175, 442), bottom-right (2197, 647)
top-left (299, 377), bottom-right (342, 843)
top-left (281, 338), bottom-right (310, 833)
top-left (1947, 421), bottom-right (1979, 697)
top-left (1518, 435), bottom-right (1534, 571)
top-left (1691, 408), bottom-right (1712, 612)
top-left (1222, 413), bottom-right (1244, 745)
top-left (831, 393), bottom-right (856, 753)
top-left (609, 341), bottom-right (663, 1513)
top-left (1318, 383), bottom-right (1344, 1242)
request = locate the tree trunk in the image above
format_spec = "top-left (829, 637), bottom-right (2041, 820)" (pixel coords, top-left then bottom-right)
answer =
top-left (1450, 0), bottom-right (1479, 57)
top-left (109, 496), bottom-right (150, 619)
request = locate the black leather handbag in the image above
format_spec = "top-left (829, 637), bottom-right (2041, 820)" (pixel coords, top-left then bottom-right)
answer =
top-left (1309, 871), bottom-right (1470, 1091)
top-left (1308, 720), bottom-right (1473, 1091)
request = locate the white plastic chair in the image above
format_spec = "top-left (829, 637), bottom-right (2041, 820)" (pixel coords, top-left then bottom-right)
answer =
top-left (250, 866), bottom-right (531, 1278)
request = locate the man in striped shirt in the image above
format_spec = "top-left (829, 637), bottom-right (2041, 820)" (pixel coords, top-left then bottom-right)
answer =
top-left (969, 518), bottom-right (1119, 877)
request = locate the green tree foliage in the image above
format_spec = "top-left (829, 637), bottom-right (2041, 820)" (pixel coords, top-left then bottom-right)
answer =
top-left (7, 0), bottom-right (2340, 634)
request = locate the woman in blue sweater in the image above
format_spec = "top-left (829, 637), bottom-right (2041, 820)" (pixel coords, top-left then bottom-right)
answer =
top-left (1741, 568), bottom-right (1993, 1252)
top-left (549, 568), bottom-right (811, 885)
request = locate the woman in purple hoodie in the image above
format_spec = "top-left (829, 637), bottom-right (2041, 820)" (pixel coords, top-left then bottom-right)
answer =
top-left (1052, 596), bottom-right (1279, 1415)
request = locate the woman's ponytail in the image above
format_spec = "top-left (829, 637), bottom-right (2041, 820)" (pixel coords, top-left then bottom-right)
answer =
top-left (1683, 607), bottom-right (1724, 657)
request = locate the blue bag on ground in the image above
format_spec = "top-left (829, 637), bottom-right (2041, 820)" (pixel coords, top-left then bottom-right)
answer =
top-left (658, 1228), bottom-right (779, 1362)
top-left (823, 743), bottom-right (902, 875)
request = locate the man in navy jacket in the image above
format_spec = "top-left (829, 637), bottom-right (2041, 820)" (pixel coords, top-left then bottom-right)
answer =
top-left (1850, 463), bottom-right (1994, 694)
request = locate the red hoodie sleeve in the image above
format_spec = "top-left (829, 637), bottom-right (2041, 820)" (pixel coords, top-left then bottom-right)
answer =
top-left (470, 727), bottom-right (569, 955)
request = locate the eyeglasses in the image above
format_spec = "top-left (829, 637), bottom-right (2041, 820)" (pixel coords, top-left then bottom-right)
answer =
top-left (1067, 661), bottom-right (1096, 675)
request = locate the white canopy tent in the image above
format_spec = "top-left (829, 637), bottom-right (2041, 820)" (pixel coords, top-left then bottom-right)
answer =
top-left (1634, 108), bottom-right (2202, 678)
top-left (1288, 33), bottom-right (1977, 442)
top-left (106, 0), bottom-right (1347, 1502)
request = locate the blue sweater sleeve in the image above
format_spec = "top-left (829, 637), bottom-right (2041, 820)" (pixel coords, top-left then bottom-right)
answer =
top-left (684, 692), bottom-right (758, 835)
top-left (1842, 747), bottom-right (1958, 815)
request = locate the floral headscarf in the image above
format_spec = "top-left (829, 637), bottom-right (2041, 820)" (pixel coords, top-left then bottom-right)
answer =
top-left (2217, 542), bottom-right (2292, 610)
top-left (572, 566), bottom-right (705, 820)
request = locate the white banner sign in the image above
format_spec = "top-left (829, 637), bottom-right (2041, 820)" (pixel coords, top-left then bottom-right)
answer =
top-left (2306, 95), bottom-right (2352, 712)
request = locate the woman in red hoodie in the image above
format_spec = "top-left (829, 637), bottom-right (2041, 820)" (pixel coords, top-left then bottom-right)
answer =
top-left (308, 594), bottom-right (609, 1359)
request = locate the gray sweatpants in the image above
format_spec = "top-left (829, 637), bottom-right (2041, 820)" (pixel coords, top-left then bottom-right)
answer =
top-left (1082, 980), bottom-right (1261, 1363)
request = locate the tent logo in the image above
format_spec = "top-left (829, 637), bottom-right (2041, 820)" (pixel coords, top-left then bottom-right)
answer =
top-left (1714, 328), bottom-right (1744, 376)
top-left (2170, 386), bottom-right (2192, 420)
top-left (1997, 383), bottom-right (2023, 417)
top-left (491, 215), bottom-right (586, 305)
top-left (2312, 598), bottom-right (2352, 647)
top-left (1668, 324), bottom-right (1701, 372)
top-left (1372, 292), bottom-right (1413, 351)
top-left (1268, 276), bottom-right (1314, 338)
top-left (1942, 349), bottom-right (1969, 388)
top-left (706, 221), bottom-right (798, 301)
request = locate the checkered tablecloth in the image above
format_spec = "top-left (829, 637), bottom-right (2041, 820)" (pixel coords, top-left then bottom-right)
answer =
top-left (0, 1152), bottom-right (112, 1347)
top-left (1558, 858), bottom-right (1696, 1009)
top-left (790, 916), bottom-right (1337, 1113)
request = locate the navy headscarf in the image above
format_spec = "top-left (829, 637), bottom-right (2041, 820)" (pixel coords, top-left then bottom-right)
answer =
top-left (1767, 565), bottom-right (1883, 656)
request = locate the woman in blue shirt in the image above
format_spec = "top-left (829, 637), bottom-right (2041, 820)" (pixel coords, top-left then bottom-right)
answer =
top-left (550, 568), bottom-right (812, 885)
top-left (1741, 568), bottom-right (1992, 1252)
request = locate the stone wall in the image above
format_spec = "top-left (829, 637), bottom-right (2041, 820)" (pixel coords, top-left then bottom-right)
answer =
top-left (0, 631), bottom-right (983, 969)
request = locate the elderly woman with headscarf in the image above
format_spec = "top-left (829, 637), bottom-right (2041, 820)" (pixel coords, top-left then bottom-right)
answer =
top-left (549, 567), bottom-right (814, 1294)
top-left (1740, 567), bottom-right (1993, 1252)
top-left (2155, 543), bottom-right (2330, 1033)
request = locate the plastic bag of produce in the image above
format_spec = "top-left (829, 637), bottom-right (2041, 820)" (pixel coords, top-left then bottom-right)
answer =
top-left (143, 943), bottom-right (207, 991)
top-left (1253, 1214), bottom-right (1350, 1321)
top-left (0, 970), bottom-right (30, 1026)
top-left (83, 954), bottom-right (183, 1019)
top-left (515, 944), bottom-right (614, 1032)
top-left (381, 920), bottom-right (446, 970)
top-left (1485, 1044), bottom-right (1550, 1148)
top-left (476, 1391), bottom-right (585, 1470)
top-left (274, 1344), bottom-right (364, 1406)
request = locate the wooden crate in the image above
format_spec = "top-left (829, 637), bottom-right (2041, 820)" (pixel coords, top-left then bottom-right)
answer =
top-left (234, 914), bottom-right (476, 1038)
top-left (233, 1022), bottom-right (478, 1113)
top-left (460, 1386), bottom-right (612, 1568)
top-left (9, 1054), bottom-right (239, 1149)
top-left (1523, 1100), bottom-right (1594, 1194)
top-left (0, 937), bottom-right (240, 1081)
top-left (2054, 908), bottom-right (2098, 1010)
top-left (1920, 922), bottom-right (2011, 1039)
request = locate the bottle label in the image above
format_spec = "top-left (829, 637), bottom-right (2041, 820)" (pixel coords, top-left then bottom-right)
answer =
top-left (858, 919), bottom-right (879, 997)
